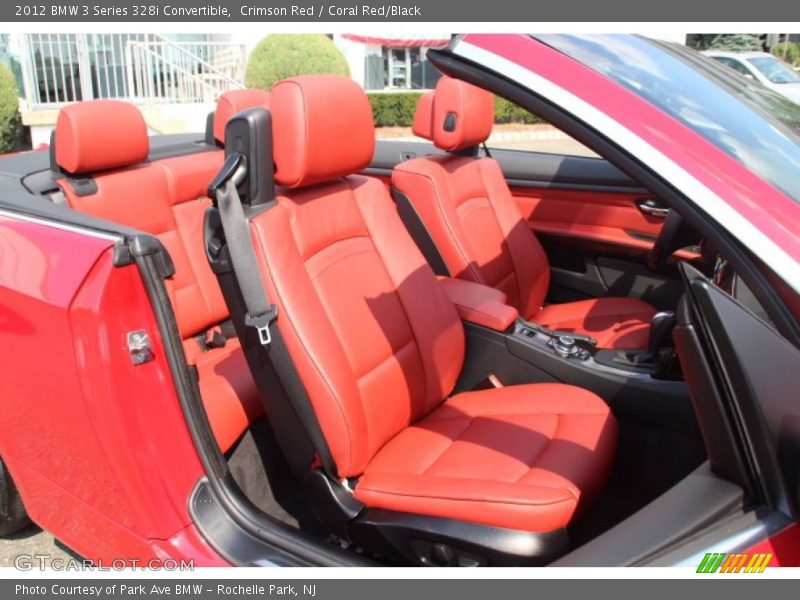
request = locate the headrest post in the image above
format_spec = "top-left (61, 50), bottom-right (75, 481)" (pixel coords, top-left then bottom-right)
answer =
top-left (204, 112), bottom-right (216, 146)
top-left (48, 130), bottom-right (62, 175)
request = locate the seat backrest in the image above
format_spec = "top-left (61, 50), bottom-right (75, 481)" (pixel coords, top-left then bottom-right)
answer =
top-left (392, 77), bottom-right (550, 320)
top-left (248, 76), bottom-right (465, 478)
top-left (54, 93), bottom-right (269, 341)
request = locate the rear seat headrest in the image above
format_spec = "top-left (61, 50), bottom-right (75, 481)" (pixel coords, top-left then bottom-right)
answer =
top-left (213, 89), bottom-right (270, 144)
top-left (270, 75), bottom-right (375, 188)
top-left (55, 100), bottom-right (149, 174)
top-left (413, 76), bottom-right (494, 152)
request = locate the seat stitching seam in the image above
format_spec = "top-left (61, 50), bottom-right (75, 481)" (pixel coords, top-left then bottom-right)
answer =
top-left (349, 176), bottom-right (432, 423)
top-left (252, 216), bottom-right (355, 474)
top-left (417, 416), bottom-right (474, 476)
top-left (355, 338), bottom-right (415, 381)
top-left (513, 413), bottom-right (561, 485)
top-left (357, 486), bottom-right (576, 507)
top-left (304, 234), bottom-right (371, 261)
top-left (476, 158), bottom-right (528, 308)
top-left (306, 238), bottom-right (374, 281)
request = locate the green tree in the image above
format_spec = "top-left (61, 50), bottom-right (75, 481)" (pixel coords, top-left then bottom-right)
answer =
top-left (771, 42), bottom-right (800, 66)
top-left (687, 34), bottom-right (764, 52)
top-left (707, 34), bottom-right (764, 52)
top-left (0, 63), bottom-right (21, 153)
top-left (244, 34), bottom-right (350, 91)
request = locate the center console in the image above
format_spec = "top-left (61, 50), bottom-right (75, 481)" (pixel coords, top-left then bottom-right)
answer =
top-left (438, 276), bottom-right (698, 436)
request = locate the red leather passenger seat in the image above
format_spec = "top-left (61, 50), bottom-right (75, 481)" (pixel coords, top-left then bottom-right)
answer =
top-left (392, 77), bottom-right (656, 349)
top-left (53, 96), bottom-right (268, 452)
top-left (246, 76), bottom-right (617, 536)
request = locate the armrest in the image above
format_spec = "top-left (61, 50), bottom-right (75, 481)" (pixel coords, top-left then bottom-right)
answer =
top-left (438, 276), bottom-right (519, 332)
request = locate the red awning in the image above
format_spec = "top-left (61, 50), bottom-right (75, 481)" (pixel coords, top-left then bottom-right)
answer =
top-left (341, 34), bottom-right (450, 48)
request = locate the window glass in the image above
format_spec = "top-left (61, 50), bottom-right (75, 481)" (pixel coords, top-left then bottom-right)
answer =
top-left (747, 56), bottom-right (800, 84)
top-left (537, 34), bottom-right (800, 203)
top-left (488, 98), bottom-right (596, 157)
top-left (713, 56), bottom-right (752, 76)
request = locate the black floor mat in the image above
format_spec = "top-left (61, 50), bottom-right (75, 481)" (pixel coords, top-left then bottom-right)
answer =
top-left (227, 419), bottom-right (323, 534)
top-left (568, 420), bottom-right (706, 547)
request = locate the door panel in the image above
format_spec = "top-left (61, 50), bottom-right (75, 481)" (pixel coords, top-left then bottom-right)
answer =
top-left (512, 187), bottom-right (663, 253)
top-left (492, 148), bottom-right (691, 308)
top-left (0, 214), bottom-right (204, 562)
top-left (493, 148), bottom-right (663, 257)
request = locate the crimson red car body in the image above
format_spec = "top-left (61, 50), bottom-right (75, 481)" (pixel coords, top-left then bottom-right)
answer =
top-left (0, 215), bottom-right (222, 563)
top-left (0, 33), bottom-right (798, 567)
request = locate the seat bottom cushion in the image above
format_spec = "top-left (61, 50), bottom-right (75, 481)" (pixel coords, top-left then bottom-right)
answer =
top-left (354, 383), bottom-right (617, 533)
top-left (533, 297), bottom-right (656, 350)
top-left (183, 335), bottom-right (264, 453)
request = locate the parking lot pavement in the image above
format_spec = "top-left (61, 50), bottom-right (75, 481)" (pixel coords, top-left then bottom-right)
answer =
top-left (0, 525), bottom-right (78, 568)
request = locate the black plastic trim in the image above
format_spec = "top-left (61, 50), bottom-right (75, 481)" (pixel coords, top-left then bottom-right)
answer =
top-left (222, 108), bottom-right (274, 207)
top-left (204, 111), bottom-right (218, 147)
top-left (554, 463), bottom-right (744, 566)
top-left (306, 470), bottom-right (365, 540)
top-left (649, 509), bottom-right (793, 566)
top-left (63, 177), bottom-right (97, 197)
top-left (120, 234), bottom-right (175, 277)
top-left (458, 322), bottom-right (698, 436)
top-left (685, 267), bottom-right (799, 516)
top-left (350, 508), bottom-right (569, 566)
top-left (189, 478), bottom-right (370, 567)
top-left (391, 187), bottom-right (450, 276)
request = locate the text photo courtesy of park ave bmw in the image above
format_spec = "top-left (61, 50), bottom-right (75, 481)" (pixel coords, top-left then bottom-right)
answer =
top-left (0, 0), bottom-right (799, 596)
top-left (15, 584), bottom-right (318, 597)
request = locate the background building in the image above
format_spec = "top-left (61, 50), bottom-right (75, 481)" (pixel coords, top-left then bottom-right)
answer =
top-left (0, 32), bottom-right (454, 147)
top-left (1, 33), bottom-right (246, 146)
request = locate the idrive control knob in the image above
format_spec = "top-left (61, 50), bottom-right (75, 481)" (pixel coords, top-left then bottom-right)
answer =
top-left (548, 335), bottom-right (590, 360)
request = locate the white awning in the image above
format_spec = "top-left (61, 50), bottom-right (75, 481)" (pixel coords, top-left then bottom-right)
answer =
top-left (341, 34), bottom-right (451, 48)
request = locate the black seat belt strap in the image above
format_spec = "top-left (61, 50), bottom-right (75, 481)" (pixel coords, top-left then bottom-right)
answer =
top-left (211, 153), bottom-right (277, 347)
top-left (208, 152), bottom-right (339, 480)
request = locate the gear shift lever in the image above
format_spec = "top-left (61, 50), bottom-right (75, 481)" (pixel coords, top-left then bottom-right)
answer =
top-left (638, 310), bottom-right (676, 363)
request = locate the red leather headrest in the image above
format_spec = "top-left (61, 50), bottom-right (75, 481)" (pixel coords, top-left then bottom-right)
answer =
top-left (55, 100), bottom-right (149, 174)
top-left (271, 75), bottom-right (375, 188)
top-left (411, 91), bottom-right (434, 140)
top-left (412, 76), bottom-right (494, 152)
top-left (213, 89), bottom-right (270, 143)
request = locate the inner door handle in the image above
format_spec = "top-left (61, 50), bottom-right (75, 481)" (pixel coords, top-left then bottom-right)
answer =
top-left (637, 198), bottom-right (669, 219)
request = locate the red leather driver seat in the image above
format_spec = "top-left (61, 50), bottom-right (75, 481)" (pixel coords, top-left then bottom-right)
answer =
top-left (392, 77), bottom-right (657, 349)
top-left (239, 75), bottom-right (617, 564)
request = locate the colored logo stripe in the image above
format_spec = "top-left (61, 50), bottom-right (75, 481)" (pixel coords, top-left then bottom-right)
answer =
top-left (697, 553), bottom-right (725, 573)
top-left (697, 552), bottom-right (772, 573)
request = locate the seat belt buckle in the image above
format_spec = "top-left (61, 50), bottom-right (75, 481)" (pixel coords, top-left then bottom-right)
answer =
top-left (245, 306), bottom-right (278, 346)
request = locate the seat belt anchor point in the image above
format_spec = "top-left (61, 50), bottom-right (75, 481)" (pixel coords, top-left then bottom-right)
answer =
top-left (245, 307), bottom-right (278, 346)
